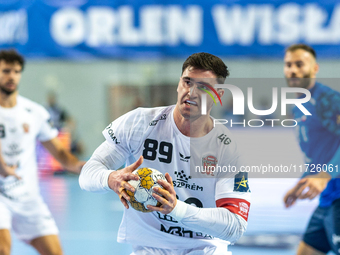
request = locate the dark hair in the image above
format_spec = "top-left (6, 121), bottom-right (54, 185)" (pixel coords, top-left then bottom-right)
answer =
top-left (285, 44), bottom-right (317, 59)
top-left (0, 49), bottom-right (25, 70)
top-left (182, 52), bottom-right (229, 83)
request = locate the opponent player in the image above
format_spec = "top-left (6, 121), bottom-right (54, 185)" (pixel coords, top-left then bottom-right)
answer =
top-left (80, 52), bottom-right (251, 254)
top-left (283, 44), bottom-right (340, 255)
top-left (0, 49), bottom-right (84, 255)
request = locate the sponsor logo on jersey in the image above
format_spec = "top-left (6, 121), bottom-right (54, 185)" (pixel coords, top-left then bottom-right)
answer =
top-left (149, 114), bottom-right (167, 126)
top-left (239, 201), bottom-right (249, 217)
top-left (0, 124), bottom-right (5, 138)
top-left (173, 170), bottom-right (203, 191)
top-left (22, 123), bottom-right (29, 133)
top-left (107, 129), bottom-right (120, 144)
top-left (160, 224), bottom-right (213, 239)
top-left (179, 152), bottom-right (190, 162)
top-left (201, 155), bottom-right (217, 176)
top-left (149, 120), bottom-right (158, 126)
top-left (4, 143), bottom-right (23, 157)
top-left (217, 133), bottom-right (231, 145)
top-left (156, 212), bottom-right (178, 223)
top-left (233, 172), bottom-right (250, 192)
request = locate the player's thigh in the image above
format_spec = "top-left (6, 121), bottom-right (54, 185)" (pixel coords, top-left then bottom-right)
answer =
top-left (297, 241), bottom-right (326, 255)
top-left (30, 235), bottom-right (63, 255)
top-left (302, 206), bottom-right (331, 254)
top-left (0, 229), bottom-right (11, 255)
top-left (11, 198), bottom-right (59, 243)
top-left (324, 198), bottom-right (340, 255)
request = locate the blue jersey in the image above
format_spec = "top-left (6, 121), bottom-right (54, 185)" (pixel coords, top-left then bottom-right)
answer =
top-left (293, 82), bottom-right (340, 207)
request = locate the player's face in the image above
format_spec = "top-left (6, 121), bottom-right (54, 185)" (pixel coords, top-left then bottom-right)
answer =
top-left (284, 49), bottom-right (318, 89)
top-left (0, 60), bottom-right (22, 96)
top-left (177, 67), bottom-right (222, 119)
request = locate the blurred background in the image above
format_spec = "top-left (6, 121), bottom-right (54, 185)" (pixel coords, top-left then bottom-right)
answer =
top-left (2, 0), bottom-right (340, 254)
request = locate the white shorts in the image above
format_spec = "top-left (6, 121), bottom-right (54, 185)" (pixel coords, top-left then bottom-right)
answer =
top-left (131, 245), bottom-right (232, 255)
top-left (0, 196), bottom-right (58, 242)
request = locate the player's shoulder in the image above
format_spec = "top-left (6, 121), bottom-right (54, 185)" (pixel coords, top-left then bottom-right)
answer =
top-left (112, 105), bottom-right (172, 127)
top-left (313, 83), bottom-right (340, 110)
top-left (130, 105), bottom-right (172, 121)
top-left (103, 105), bottom-right (173, 144)
top-left (17, 95), bottom-right (49, 117)
top-left (211, 119), bottom-right (235, 142)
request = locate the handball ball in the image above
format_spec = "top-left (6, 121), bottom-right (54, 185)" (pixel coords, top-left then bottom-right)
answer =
top-left (127, 167), bottom-right (166, 213)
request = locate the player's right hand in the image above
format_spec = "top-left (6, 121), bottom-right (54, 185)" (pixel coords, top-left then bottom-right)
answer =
top-left (0, 164), bottom-right (20, 179)
top-left (107, 156), bottom-right (143, 209)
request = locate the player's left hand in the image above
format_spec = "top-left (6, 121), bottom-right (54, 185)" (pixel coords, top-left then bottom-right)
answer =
top-left (298, 172), bottom-right (331, 200)
top-left (147, 173), bottom-right (177, 215)
top-left (284, 172), bottom-right (331, 208)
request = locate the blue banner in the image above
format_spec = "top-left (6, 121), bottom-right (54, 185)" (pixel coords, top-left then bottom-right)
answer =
top-left (1, 0), bottom-right (340, 59)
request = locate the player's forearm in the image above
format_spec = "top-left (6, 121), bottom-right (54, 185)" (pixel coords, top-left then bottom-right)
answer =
top-left (79, 157), bottom-right (114, 193)
top-left (55, 150), bottom-right (83, 174)
top-left (168, 200), bottom-right (247, 243)
top-left (79, 141), bottom-right (125, 192)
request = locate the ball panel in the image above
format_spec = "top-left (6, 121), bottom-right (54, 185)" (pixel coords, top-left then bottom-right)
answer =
top-left (127, 167), bottom-right (165, 213)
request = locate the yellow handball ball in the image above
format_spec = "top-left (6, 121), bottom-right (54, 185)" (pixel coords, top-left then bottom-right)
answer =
top-left (127, 167), bottom-right (166, 213)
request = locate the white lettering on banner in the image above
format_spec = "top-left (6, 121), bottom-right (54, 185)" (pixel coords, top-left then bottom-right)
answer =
top-left (212, 3), bottom-right (340, 46)
top-left (165, 6), bottom-right (202, 46)
top-left (50, 8), bottom-right (85, 47)
top-left (212, 5), bottom-right (257, 45)
top-left (87, 7), bottom-right (117, 47)
top-left (0, 9), bottom-right (27, 45)
top-left (276, 4), bottom-right (300, 44)
top-left (49, 4), bottom-right (340, 47)
top-left (50, 5), bottom-right (202, 47)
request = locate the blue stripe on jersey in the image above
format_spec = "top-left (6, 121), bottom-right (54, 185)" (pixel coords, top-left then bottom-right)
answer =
top-left (293, 82), bottom-right (340, 207)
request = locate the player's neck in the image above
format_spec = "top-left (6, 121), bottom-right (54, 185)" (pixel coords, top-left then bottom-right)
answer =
top-left (174, 107), bottom-right (214, 137)
top-left (306, 80), bottom-right (316, 90)
top-left (0, 91), bottom-right (18, 108)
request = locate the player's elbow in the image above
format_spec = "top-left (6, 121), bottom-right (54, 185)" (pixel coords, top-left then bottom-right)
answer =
top-left (78, 162), bottom-right (89, 191)
top-left (219, 214), bottom-right (248, 244)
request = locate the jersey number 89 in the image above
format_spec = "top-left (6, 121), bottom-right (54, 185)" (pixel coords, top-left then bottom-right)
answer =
top-left (143, 139), bottom-right (173, 164)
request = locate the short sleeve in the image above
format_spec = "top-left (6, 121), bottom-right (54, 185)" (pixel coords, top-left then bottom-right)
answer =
top-left (37, 106), bottom-right (58, 142)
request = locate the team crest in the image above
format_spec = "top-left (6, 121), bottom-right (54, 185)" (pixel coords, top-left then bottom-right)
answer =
top-left (201, 155), bottom-right (217, 176)
top-left (22, 123), bottom-right (29, 133)
top-left (234, 172), bottom-right (250, 192)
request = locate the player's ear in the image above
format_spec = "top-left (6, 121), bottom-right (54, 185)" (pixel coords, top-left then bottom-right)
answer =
top-left (218, 89), bottom-right (224, 99)
top-left (314, 63), bottom-right (319, 75)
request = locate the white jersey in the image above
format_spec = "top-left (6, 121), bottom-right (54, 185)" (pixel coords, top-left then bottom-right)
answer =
top-left (0, 95), bottom-right (58, 203)
top-left (100, 105), bottom-right (251, 249)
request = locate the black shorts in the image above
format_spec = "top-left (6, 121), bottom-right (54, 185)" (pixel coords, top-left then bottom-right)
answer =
top-left (303, 199), bottom-right (340, 254)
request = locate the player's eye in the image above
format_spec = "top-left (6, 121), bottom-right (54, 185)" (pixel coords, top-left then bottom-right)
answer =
top-left (184, 80), bottom-right (192, 86)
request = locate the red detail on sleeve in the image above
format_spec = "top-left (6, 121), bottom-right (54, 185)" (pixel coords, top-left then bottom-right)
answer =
top-left (216, 198), bottom-right (250, 221)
